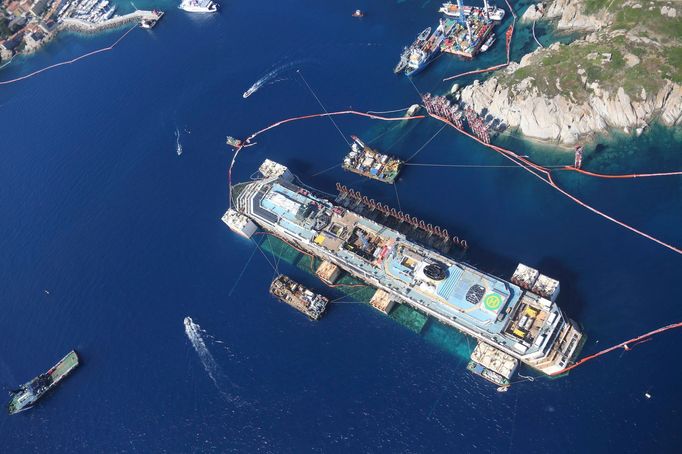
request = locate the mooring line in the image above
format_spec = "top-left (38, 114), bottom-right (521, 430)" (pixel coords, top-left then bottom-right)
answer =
top-left (297, 70), bottom-right (350, 147)
top-left (228, 244), bottom-right (258, 296)
top-left (405, 124), bottom-right (447, 162)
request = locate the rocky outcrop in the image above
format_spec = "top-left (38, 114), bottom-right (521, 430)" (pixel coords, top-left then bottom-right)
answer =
top-left (460, 76), bottom-right (682, 144)
top-left (544, 0), bottom-right (605, 30)
top-left (520, 3), bottom-right (545, 23)
top-left (457, 0), bottom-right (681, 144)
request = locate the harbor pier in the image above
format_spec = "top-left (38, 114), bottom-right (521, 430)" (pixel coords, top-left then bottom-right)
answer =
top-left (59, 10), bottom-right (164, 33)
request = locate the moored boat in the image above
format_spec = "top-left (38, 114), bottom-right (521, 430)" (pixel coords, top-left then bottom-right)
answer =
top-left (178, 0), bottom-right (218, 13)
top-left (480, 33), bottom-right (495, 52)
top-left (439, 1), bottom-right (505, 21)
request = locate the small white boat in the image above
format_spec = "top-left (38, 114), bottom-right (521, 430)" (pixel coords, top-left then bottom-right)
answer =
top-left (406, 104), bottom-right (421, 116)
top-left (481, 34), bottom-right (496, 52)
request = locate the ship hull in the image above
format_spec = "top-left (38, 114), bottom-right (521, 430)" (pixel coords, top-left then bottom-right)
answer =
top-left (7, 351), bottom-right (79, 415)
top-left (405, 48), bottom-right (440, 76)
top-left (228, 166), bottom-right (585, 376)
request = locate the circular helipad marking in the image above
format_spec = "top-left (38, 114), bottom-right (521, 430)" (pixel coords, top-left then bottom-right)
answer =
top-left (484, 293), bottom-right (503, 310)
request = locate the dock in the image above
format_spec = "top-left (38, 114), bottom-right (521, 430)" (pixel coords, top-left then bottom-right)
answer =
top-left (60, 10), bottom-right (164, 33)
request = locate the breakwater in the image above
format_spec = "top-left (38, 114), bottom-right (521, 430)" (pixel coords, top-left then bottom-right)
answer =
top-left (59, 10), bottom-right (162, 34)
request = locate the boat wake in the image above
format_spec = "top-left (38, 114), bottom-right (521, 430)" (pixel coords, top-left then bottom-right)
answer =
top-left (184, 317), bottom-right (244, 404)
top-left (184, 317), bottom-right (221, 386)
top-left (242, 59), bottom-right (306, 99)
top-left (174, 127), bottom-right (183, 156)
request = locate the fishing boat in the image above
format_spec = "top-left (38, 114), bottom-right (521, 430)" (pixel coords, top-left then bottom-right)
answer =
top-left (352, 9), bottom-right (364, 18)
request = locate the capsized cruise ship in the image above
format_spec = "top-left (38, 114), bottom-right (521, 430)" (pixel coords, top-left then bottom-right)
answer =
top-left (223, 160), bottom-right (583, 376)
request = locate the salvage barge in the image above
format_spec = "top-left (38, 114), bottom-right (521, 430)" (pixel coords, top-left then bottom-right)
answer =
top-left (342, 136), bottom-right (403, 184)
top-left (270, 274), bottom-right (329, 320)
top-left (224, 160), bottom-right (583, 377)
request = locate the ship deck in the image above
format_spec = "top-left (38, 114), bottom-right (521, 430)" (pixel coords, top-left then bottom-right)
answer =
top-left (50, 351), bottom-right (79, 380)
top-left (241, 178), bottom-right (560, 355)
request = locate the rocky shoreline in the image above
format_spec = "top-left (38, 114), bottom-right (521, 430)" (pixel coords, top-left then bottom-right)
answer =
top-left (459, 0), bottom-right (682, 146)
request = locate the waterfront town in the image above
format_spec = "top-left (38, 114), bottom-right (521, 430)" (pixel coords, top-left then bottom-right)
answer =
top-left (0, 0), bottom-right (140, 62)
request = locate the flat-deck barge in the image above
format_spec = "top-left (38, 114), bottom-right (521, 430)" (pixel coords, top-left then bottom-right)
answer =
top-left (342, 136), bottom-right (403, 184)
top-left (440, 9), bottom-right (495, 58)
top-left (269, 274), bottom-right (329, 320)
top-left (224, 160), bottom-right (583, 376)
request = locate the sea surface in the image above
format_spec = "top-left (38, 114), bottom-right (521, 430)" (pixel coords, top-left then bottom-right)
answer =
top-left (1, 1), bottom-right (681, 452)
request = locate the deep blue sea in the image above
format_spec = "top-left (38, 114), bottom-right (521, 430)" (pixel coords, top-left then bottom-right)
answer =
top-left (1, 1), bottom-right (681, 452)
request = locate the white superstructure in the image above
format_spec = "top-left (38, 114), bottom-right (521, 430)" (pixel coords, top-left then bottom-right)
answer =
top-left (179, 0), bottom-right (218, 13)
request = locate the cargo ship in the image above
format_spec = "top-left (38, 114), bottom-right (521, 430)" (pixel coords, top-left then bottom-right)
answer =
top-left (342, 136), bottom-right (403, 184)
top-left (224, 160), bottom-right (584, 377)
top-left (439, 0), bottom-right (505, 21)
top-left (403, 18), bottom-right (456, 76)
top-left (8, 350), bottom-right (79, 415)
top-left (269, 274), bottom-right (329, 320)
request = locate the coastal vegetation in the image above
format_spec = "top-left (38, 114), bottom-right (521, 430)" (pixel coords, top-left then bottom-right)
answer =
top-left (460, 0), bottom-right (682, 145)
top-left (505, 0), bottom-right (681, 98)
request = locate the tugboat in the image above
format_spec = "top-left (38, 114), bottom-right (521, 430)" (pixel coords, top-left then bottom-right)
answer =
top-left (342, 136), bottom-right (403, 184)
top-left (8, 350), bottom-right (79, 415)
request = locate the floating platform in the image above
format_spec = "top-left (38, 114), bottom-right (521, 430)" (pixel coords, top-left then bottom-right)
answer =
top-left (440, 9), bottom-right (495, 58)
top-left (342, 136), bottom-right (403, 184)
top-left (467, 341), bottom-right (518, 387)
top-left (269, 275), bottom-right (329, 320)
